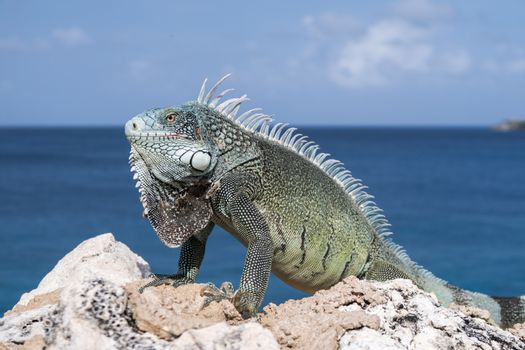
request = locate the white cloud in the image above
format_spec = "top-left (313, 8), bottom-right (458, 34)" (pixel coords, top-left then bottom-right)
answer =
top-left (331, 20), bottom-right (435, 87)
top-left (300, 2), bottom-right (474, 88)
top-left (52, 27), bottom-right (92, 47)
top-left (331, 22), bottom-right (473, 88)
top-left (391, 0), bottom-right (452, 22)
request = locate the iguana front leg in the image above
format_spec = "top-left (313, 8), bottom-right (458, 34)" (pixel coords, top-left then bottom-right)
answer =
top-left (139, 222), bottom-right (214, 292)
top-left (204, 178), bottom-right (273, 318)
top-left (230, 192), bottom-right (273, 317)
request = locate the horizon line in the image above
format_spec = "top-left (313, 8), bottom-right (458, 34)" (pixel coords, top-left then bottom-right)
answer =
top-left (0, 123), bottom-right (498, 129)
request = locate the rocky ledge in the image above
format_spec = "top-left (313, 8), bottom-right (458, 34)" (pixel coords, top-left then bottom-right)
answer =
top-left (1, 234), bottom-right (524, 350)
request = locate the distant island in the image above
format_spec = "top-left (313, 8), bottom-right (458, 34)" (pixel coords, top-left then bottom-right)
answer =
top-left (494, 119), bottom-right (525, 131)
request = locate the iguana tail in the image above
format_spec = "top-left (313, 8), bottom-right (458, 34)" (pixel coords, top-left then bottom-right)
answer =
top-left (491, 295), bottom-right (525, 328)
top-left (369, 236), bottom-right (525, 328)
top-left (419, 270), bottom-right (525, 328)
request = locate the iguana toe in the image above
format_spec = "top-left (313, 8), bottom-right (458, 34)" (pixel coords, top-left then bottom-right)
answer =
top-left (232, 290), bottom-right (259, 319)
top-left (201, 282), bottom-right (258, 319)
top-left (138, 273), bottom-right (193, 293)
top-left (200, 281), bottom-right (235, 306)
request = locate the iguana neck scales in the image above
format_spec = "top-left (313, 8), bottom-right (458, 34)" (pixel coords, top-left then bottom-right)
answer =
top-left (125, 74), bottom-right (525, 327)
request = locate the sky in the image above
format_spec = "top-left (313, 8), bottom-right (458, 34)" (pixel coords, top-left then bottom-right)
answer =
top-left (0, 0), bottom-right (524, 126)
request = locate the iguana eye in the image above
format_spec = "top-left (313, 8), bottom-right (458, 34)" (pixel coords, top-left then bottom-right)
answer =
top-left (165, 113), bottom-right (176, 123)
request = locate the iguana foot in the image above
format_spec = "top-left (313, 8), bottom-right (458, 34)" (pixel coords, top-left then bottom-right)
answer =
top-left (200, 282), bottom-right (259, 319)
top-left (201, 282), bottom-right (235, 305)
top-left (138, 273), bottom-right (193, 293)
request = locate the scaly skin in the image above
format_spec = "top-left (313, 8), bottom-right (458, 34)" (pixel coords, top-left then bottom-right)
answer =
top-left (125, 75), bottom-right (525, 327)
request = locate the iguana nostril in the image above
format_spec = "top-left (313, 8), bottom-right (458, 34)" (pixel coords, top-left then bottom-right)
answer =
top-left (125, 117), bottom-right (145, 136)
top-left (130, 118), bottom-right (142, 131)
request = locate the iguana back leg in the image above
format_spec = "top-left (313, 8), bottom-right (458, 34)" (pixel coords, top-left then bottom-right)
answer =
top-left (363, 260), bottom-right (413, 282)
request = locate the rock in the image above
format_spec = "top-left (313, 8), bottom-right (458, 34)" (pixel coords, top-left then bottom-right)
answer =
top-left (125, 281), bottom-right (243, 339)
top-left (259, 277), bottom-right (382, 349)
top-left (449, 303), bottom-right (497, 325)
top-left (5, 291), bottom-right (61, 318)
top-left (174, 323), bottom-right (278, 350)
top-left (336, 278), bottom-right (524, 350)
top-left (15, 233), bottom-right (150, 307)
top-left (494, 119), bottom-right (525, 131)
top-left (510, 322), bottom-right (525, 341)
top-left (0, 278), bottom-right (278, 350)
top-left (1, 233), bottom-right (524, 349)
top-left (261, 277), bottom-right (524, 349)
top-left (0, 234), bottom-right (279, 350)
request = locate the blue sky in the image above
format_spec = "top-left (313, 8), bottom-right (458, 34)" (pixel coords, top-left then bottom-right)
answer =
top-left (0, 0), bottom-right (524, 126)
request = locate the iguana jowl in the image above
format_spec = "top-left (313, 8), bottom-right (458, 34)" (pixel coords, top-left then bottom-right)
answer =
top-left (125, 74), bottom-right (525, 327)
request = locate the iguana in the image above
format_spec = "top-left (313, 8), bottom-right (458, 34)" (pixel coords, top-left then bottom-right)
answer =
top-left (125, 74), bottom-right (525, 327)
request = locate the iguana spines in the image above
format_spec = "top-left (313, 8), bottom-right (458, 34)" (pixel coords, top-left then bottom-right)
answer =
top-left (194, 75), bottom-right (449, 291)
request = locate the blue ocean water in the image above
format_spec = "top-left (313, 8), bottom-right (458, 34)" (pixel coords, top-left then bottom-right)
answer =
top-left (0, 127), bottom-right (524, 314)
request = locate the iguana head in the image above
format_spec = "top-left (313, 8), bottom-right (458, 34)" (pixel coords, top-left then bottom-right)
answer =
top-left (125, 105), bottom-right (218, 185)
top-left (125, 104), bottom-right (219, 248)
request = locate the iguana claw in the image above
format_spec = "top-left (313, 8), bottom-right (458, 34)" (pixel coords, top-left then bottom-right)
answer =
top-left (138, 273), bottom-right (193, 293)
top-left (200, 282), bottom-right (259, 319)
top-left (200, 281), bottom-right (235, 305)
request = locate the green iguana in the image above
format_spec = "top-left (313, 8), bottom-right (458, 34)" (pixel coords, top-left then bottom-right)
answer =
top-left (125, 74), bottom-right (525, 327)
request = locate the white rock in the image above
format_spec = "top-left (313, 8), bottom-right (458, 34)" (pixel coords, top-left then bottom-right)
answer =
top-left (1, 234), bottom-right (279, 350)
top-left (174, 322), bottom-right (279, 350)
top-left (339, 279), bottom-right (524, 350)
top-left (17, 233), bottom-right (150, 306)
top-left (1, 278), bottom-right (278, 350)
top-left (340, 328), bottom-right (404, 350)
top-left (0, 304), bottom-right (57, 344)
top-left (2, 234), bottom-right (523, 350)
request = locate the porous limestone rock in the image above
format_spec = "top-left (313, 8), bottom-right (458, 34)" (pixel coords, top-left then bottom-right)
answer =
top-left (1, 278), bottom-right (278, 350)
top-left (124, 281), bottom-right (243, 339)
top-left (0, 234), bottom-right (278, 350)
top-left (337, 278), bottom-right (524, 350)
top-left (260, 277), bottom-right (524, 349)
top-left (511, 322), bottom-right (525, 341)
top-left (1, 234), bottom-right (524, 350)
top-left (259, 277), bottom-right (383, 349)
top-left (16, 233), bottom-right (150, 307)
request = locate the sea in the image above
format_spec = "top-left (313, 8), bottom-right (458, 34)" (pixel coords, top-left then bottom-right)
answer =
top-left (1, 127), bottom-right (524, 314)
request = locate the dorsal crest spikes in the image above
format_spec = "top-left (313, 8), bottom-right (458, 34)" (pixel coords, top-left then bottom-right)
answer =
top-left (195, 74), bottom-right (403, 246)
top-left (269, 123), bottom-right (288, 139)
top-left (195, 74), bottom-right (449, 286)
top-left (209, 89), bottom-right (235, 108)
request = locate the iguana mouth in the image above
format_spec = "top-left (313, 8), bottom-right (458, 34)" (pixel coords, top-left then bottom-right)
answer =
top-left (126, 132), bottom-right (190, 142)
